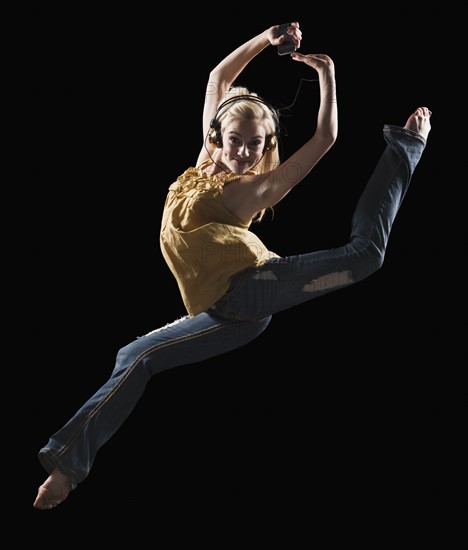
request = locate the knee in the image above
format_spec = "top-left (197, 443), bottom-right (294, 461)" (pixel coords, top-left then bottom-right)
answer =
top-left (357, 247), bottom-right (385, 281)
top-left (370, 250), bottom-right (385, 272)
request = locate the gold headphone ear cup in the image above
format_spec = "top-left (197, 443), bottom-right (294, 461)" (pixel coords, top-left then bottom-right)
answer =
top-left (208, 126), bottom-right (222, 147)
top-left (265, 135), bottom-right (277, 152)
top-left (208, 130), bottom-right (222, 147)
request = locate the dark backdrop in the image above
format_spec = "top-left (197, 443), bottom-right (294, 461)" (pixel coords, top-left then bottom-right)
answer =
top-left (24, 7), bottom-right (457, 539)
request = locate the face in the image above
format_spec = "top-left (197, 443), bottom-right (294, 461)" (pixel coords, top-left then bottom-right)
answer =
top-left (220, 119), bottom-right (267, 174)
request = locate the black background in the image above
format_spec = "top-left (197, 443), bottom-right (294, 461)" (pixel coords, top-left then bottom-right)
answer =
top-left (23, 6), bottom-right (461, 539)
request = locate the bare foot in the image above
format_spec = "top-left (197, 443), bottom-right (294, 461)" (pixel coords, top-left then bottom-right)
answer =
top-left (404, 106), bottom-right (432, 141)
top-left (33, 469), bottom-right (73, 510)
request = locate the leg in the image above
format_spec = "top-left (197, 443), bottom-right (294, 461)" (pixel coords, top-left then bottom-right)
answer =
top-left (211, 108), bottom-right (431, 321)
top-left (34, 312), bottom-right (271, 509)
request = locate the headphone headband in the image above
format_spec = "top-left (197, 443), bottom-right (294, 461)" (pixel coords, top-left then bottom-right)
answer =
top-left (210, 94), bottom-right (280, 130)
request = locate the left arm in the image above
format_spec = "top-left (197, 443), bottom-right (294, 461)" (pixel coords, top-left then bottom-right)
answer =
top-left (223, 53), bottom-right (338, 221)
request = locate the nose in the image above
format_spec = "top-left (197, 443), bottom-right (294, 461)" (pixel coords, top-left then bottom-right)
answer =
top-left (237, 143), bottom-right (250, 157)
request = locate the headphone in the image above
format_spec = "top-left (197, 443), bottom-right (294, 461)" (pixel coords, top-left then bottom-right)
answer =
top-left (208, 94), bottom-right (280, 152)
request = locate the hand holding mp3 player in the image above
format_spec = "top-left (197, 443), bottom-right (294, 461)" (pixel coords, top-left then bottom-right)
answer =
top-left (277, 22), bottom-right (297, 56)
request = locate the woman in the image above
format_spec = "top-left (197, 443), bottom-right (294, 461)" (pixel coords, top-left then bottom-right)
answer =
top-left (33, 22), bottom-right (431, 509)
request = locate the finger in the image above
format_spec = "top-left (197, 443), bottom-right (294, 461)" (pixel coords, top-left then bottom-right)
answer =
top-left (290, 52), bottom-right (310, 61)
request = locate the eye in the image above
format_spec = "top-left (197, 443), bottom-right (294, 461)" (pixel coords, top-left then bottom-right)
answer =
top-left (229, 136), bottom-right (240, 144)
top-left (249, 140), bottom-right (262, 148)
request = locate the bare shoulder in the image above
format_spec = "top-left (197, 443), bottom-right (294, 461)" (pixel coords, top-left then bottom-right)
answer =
top-left (222, 173), bottom-right (265, 222)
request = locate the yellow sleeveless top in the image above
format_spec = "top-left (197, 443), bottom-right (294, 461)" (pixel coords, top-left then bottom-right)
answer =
top-left (160, 159), bottom-right (279, 316)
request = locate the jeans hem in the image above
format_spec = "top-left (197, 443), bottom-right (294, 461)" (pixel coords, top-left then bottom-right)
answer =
top-left (38, 448), bottom-right (78, 490)
top-left (383, 124), bottom-right (426, 147)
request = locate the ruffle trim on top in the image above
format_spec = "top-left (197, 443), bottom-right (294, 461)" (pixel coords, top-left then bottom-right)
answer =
top-left (168, 160), bottom-right (256, 198)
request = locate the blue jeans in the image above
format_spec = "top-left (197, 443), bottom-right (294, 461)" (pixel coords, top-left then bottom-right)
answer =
top-left (38, 125), bottom-right (426, 487)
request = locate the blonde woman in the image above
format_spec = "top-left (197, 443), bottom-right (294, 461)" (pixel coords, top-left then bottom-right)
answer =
top-left (34, 22), bottom-right (431, 509)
